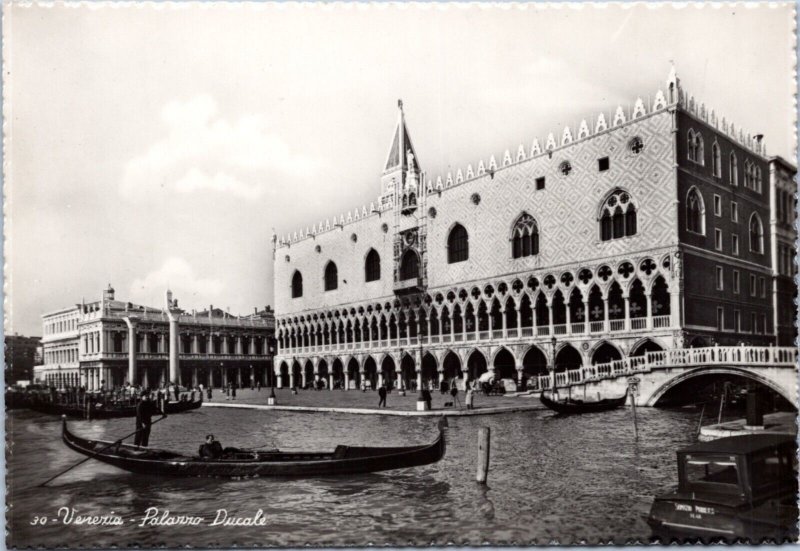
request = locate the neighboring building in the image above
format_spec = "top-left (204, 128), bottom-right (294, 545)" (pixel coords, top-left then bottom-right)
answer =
top-left (769, 155), bottom-right (797, 346)
top-left (34, 285), bottom-right (275, 390)
top-left (5, 334), bottom-right (42, 384)
top-left (271, 69), bottom-right (797, 391)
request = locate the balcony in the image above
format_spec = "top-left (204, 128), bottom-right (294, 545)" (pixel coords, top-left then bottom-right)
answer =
top-left (393, 277), bottom-right (424, 296)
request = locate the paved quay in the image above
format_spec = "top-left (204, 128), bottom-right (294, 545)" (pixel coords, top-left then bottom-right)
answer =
top-left (201, 387), bottom-right (545, 416)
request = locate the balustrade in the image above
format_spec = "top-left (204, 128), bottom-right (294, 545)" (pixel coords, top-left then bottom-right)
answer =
top-left (589, 321), bottom-right (604, 333)
top-left (630, 317), bottom-right (647, 330)
top-left (653, 315), bottom-right (670, 328)
top-left (552, 324), bottom-right (567, 336)
top-left (570, 323), bottom-right (584, 334)
top-left (492, 329), bottom-right (503, 339)
top-left (609, 319), bottom-right (625, 332)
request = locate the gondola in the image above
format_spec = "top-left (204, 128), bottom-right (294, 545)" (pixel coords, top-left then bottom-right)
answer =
top-left (30, 397), bottom-right (202, 419)
top-left (62, 417), bottom-right (446, 477)
top-left (539, 388), bottom-right (628, 414)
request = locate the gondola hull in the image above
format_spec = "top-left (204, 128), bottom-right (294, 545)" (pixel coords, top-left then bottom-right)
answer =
top-left (539, 389), bottom-right (628, 414)
top-left (31, 398), bottom-right (202, 419)
top-left (61, 419), bottom-right (446, 477)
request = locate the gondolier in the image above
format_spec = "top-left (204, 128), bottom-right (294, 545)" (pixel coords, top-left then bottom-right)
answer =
top-left (135, 391), bottom-right (158, 448)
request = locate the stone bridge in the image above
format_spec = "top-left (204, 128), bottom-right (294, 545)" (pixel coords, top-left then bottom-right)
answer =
top-left (529, 346), bottom-right (798, 407)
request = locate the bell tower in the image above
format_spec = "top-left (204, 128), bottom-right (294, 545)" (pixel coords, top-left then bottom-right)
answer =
top-left (380, 99), bottom-right (421, 211)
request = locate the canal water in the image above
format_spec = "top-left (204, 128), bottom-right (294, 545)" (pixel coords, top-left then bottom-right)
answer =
top-left (8, 406), bottom-right (706, 547)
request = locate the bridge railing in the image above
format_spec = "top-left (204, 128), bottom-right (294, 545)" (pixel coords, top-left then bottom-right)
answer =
top-left (534, 345), bottom-right (797, 390)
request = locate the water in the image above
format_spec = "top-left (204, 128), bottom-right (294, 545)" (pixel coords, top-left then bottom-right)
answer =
top-left (7, 406), bottom-right (705, 547)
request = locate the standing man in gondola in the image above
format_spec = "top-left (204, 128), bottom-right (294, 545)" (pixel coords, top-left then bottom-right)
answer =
top-left (135, 391), bottom-right (157, 448)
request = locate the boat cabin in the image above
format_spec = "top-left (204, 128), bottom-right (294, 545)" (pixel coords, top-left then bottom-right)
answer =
top-left (648, 433), bottom-right (798, 542)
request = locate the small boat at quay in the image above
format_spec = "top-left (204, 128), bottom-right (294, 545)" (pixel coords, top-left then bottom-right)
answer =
top-left (648, 433), bottom-right (798, 543)
top-left (30, 397), bottom-right (202, 419)
top-left (61, 418), bottom-right (447, 478)
top-left (539, 388), bottom-right (628, 414)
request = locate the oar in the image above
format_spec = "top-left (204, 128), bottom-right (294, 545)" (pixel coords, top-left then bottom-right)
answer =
top-left (38, 414), bottom-right (168, 487)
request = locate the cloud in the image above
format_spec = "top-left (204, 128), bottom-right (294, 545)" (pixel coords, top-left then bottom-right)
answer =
top-left (120, 95), bottom-right (320, 201)
top-left (129, 257), bottom-right (225, 308)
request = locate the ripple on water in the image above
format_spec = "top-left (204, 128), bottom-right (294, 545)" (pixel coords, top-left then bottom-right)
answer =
top-left (8, 406), bottom-right (705, 546)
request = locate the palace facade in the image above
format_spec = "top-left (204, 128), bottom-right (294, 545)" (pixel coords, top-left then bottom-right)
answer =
top-left (271, 69), bottom-right (796, 392)
top-left (35, 285), bottom-right (276, 390)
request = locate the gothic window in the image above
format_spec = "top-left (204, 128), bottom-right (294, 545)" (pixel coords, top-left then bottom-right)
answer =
top-left (711, 142), bottom-right (721, 177)
top-left (686, 187), bottom-right (706, 235)
top-left (399, 250), bottom-right (420, 281)
top-left (447, 223), bottom-right (469, 263)
top-left (599, 189), bottom-right (637, 241)
top-left (324, 262), bottom-right (338, 291)
top-left (511, 213), bottom-right (539, 258)
top-left (754, 166), bottom-right (762, 193)
top-left (729, 152), bottom-right (738, 186)
top-left (687, 129), bottom-right (704, 164)
top-left (365, 249), bottom-right (381, 282)
top-left (749, 212), bottom-right (764, 254)
top-left (291, 271), bottom-right (303, 298)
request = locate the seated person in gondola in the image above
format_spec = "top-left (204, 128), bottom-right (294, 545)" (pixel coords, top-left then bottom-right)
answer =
top-left (198, 434), bottom-right (224, 459)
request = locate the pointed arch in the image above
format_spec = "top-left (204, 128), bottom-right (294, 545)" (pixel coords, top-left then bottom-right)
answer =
top-left (364, 248), bottom-right (381, 282)
top-left (511, 212), bottom-right (539, 258)
top-left (291, 270), bottom-right (303, 298)
top-left (729, 152), bottom-right (739, 186)
top-left (749, 212), bottom-right (764, 253)
top-left (711, 141), bottom-right (721, 177)
top-left (590, 341), bottom-right (623, 365)
top-left (324, 261), bottom-right (338, 291)
top-left (447, 223), bottom-right (469, 263)
top-left (399, 249), bottom-right (420, 280)
top-left (686, 186), bottom-right (706, 235)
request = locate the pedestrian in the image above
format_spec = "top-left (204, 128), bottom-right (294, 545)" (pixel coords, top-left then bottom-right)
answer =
top-left (207, 386), bottom-right (213, 400)
top-left (450, 383), bottom-right (458, 407)
top-left (257, 381), bottom-right (262, 392)
top-left (378, 385), bottom-right (387, 408)
top-left (170, 382), bottom-right (179, 402)
top-left (135, 391), bottom-right (157, 447)
top-left (226, 382), bottom-right (231, 401)
top-left (465, 387), bottom-right (474, 410)
top-left (232, 383), bottom-right (237, 400)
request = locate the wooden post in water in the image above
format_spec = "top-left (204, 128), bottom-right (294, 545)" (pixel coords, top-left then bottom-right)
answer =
top-left (627, 378), bottom-right (639, 441)
top-left (476, 427), bottom-right (491, 484)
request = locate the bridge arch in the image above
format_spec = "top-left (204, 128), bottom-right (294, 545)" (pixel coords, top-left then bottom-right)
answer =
top-left (646, 366), bottom-right (796, 408)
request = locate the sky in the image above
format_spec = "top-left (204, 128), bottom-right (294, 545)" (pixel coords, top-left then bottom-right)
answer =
top-left (4, 2), bottom-right (796, 336)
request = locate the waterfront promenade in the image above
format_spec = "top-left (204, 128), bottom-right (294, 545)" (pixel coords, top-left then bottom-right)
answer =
top-left (203, 387), bottom-right (544, 416)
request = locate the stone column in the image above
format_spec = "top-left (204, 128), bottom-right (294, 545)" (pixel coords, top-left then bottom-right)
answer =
top-left (192, 334), bottom-right (199, 354)
top-left (603, 297), bottom-right (610, 333)
top-left (343, 369), bottom-right (349, 391)
top-left (565, 304), bottom-right (572, 334)
top-left (328, 373), bottom-right (334, 390)
top-left (416, 369), bottom-right (422, 390)
top-left (501, 308), bottom-right (508, 338)
top-left (122, 317), bottom-right (138, 385)
top-left (222, 368), bottom-right (228, 387)
top-left (583, 300), bottom-right (590, 334)
top-left (438, 370), bottom-right (445, 384)
top-left (516, 365), bottom-right (525, 386)
top-left (624, 296), bottom-right (631, 331)
top-left (237, 368), bottom-right (242, 387)
top-left (645, 292), bottom-right (653, 329)
top-left (207, 370), bottom-right (213, 388)
top-left (166, 292), bottom-right (181, 385)
top-left (378, 372), bottom-right (383, 387)
top-left (159, 333), bottom-right (166, 354)
top-left (236, 336), bottom-right (243, 355)
top-left (548, 299), bottom-right (554, 335)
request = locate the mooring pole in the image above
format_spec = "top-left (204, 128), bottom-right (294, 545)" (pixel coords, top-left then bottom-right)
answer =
top-left (476, 427), bottom-right (491, 484)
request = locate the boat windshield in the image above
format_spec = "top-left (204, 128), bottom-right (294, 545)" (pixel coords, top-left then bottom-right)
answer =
top-left (684, 455), bottom-right (741, 493)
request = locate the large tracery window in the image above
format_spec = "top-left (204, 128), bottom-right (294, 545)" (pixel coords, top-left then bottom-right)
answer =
top-left (447, 224), bottom-right (469, 263)
top-left (511, 213), bottom-right (540, 258)
top-left (686, 187), bottom-right (706, 235)
top-left (364, 249), bottom-right (381, 282)
top-left (599, 190), bottom-right (637, 241)
top-left (291, 271), bottom-right (303, 298)
top-left (324, 261), bottom-right (338, 291)
top-left (749, 213), bottom-right (764, 254)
